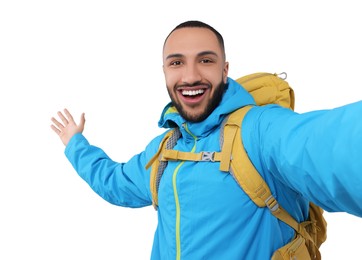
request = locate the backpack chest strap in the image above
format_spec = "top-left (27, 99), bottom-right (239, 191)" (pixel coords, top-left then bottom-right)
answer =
top-left (161, 149), bottom-right (222, 162)
top-left (160, 124), bottom-right (238, 170)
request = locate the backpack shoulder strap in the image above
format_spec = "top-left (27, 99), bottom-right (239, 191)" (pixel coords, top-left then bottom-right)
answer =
top-left (221, 105), bottom-right (269, 206)
top-left (145, 128), bottom-right (181, 209)
top-left (222, 105), bottom-right (314, 242)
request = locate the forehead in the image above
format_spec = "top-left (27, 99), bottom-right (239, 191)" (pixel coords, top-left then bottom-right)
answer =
top-left (163, 27), bottom-right (221, 59)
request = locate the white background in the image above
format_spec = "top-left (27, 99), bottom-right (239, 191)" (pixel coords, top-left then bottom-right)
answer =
top-left (1, 0), bottom-right (362, 259)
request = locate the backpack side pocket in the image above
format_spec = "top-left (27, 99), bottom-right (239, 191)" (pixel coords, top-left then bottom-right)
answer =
top-left (271, 234), bottom-right (311, 260)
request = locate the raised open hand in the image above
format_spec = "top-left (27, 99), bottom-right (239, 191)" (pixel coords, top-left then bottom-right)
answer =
top-left (51, 108), bottom-right (85, 146)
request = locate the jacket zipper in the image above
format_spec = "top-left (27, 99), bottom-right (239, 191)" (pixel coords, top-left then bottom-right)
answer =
top-left (173, 123), bottom-right (197, 260)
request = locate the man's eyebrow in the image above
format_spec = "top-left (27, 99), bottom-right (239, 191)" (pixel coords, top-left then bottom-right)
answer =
top-left (165, 53), bottom-right (184, 60)
top-left (197, 51), bottom-right (219, 58)
top-left (165, 51), bottom-right (219, 61)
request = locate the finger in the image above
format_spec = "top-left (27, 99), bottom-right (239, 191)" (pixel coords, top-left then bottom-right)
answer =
top-left (50, 124), bottom-right (61, 135)
top-left (51, 117), bottom-right (65, 129)
top-left (57, 111), bottom-right (69, 125)
top-left (79, 113), bottom-right (86, 131)
top-left (80, 113), bottom-right (85, 124)
top-left (64, 108), bottom-right (74, 122)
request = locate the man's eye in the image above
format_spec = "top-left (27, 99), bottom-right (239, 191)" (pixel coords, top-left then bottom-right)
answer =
top-left (201, 59), bottom-right (213, 64)
top-left (170, 61), bottom-right (182, 66)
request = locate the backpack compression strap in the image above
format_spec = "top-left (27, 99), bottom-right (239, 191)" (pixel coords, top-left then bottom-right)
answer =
top-left (222, 105), bottom-right (314, 243)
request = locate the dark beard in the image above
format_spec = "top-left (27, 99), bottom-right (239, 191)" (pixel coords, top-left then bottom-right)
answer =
top-left (168, 80), bottom-right (226, 123)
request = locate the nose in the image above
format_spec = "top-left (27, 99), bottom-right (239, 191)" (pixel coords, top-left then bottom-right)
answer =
top-left (181, 63), bottom-right (202, 84)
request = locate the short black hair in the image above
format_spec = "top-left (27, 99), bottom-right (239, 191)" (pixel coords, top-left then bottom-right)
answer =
top-left (163, 20), bottom-right (226, 60)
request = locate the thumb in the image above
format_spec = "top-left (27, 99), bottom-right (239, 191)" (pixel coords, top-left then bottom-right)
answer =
top-left (79, 113), bottom-right (86, 132)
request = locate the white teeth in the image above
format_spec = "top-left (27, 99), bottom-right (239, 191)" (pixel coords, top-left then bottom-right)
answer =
top-left (182, 89), bottom-right (205, 96)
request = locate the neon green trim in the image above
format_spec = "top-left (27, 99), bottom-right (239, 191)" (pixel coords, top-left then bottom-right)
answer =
top-left (172, 123), bottom-right (197, 260)
top-left (164, 106), bottom-right (178, 115)
top-left (173, 162), bottom-right (184, 260)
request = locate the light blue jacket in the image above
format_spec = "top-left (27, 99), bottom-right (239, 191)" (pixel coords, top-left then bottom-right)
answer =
top-left (65, 78), bottom-right (362, 259)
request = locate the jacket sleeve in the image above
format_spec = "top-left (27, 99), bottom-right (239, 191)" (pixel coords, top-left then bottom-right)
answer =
top-left (242, 101), bottom-right (362, 217)
top-left (64, 133), bottom-right (160, 208)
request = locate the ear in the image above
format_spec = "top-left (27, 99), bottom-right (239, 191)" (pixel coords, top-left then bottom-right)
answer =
top-left (223, 62), bottom-right (229, 83)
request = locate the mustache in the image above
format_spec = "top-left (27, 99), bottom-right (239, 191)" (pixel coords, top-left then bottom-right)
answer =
top-left (176, 81), bottom-right (210, 89)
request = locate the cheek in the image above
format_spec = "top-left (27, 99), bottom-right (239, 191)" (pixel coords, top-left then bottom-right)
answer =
top-left (203, 70), bottom-right (225, 86)
top-left (164, 75), bottom-right (177, 99)
top-left (164, 70), bottom-right (178, 88)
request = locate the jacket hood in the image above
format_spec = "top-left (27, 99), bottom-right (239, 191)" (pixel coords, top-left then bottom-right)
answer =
top-left (158, 77), bottom-right (256, 138)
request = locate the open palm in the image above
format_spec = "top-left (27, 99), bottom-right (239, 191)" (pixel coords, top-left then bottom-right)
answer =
top-left (51, 108), bottom-right (85, 146)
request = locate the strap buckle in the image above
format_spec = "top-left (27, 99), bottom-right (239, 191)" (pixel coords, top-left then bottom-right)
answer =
top-left (201, 152), bottom-right (215, 162)
top-left (265, 195), bottom-right (279, 212)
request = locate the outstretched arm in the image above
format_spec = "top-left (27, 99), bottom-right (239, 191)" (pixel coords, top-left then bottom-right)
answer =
top-left (244, 102), bottom-right (362, 216)
top-left (51, 108), bottom-right (85, 146)
top-left (50, 108), bottom-right (152, 207)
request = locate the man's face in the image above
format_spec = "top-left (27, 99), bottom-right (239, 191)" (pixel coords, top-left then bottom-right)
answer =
top-left (163, 27), bottom-right (229, 122)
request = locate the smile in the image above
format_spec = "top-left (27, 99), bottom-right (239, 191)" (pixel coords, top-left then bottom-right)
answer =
top-left (182, 89), bottom-right (205, 96)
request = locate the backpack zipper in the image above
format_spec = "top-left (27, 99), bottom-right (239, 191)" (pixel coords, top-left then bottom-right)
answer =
top-left (238, 72), bottom-right (287, 85)
top-left (288, 235), bottom-right (304, 259)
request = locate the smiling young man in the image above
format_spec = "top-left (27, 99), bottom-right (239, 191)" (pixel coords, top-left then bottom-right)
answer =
top-left (162, 23), bottom-right (228, 122)
top-left (51, 21), bottom-right (362, 259)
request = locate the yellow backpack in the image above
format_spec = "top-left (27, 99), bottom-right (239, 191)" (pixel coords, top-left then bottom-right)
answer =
top-left (146, 72), bottom-right (327, 260)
